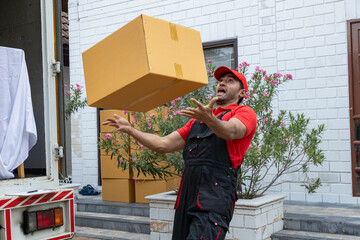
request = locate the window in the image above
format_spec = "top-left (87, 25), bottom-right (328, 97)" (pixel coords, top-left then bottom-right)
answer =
top-left (203, 38), bottom-right (238, 86)
top-left (347, 20), bottom-right (360, 196)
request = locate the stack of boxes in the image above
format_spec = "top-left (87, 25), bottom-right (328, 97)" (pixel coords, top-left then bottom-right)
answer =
top-left (100, 110), bottom-right (135, 202)
top-left (99, 109), bottom-right (180, 203)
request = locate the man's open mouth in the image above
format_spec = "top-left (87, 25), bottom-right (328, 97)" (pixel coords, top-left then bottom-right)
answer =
top-left (217, 87), bottom-right (226, 96)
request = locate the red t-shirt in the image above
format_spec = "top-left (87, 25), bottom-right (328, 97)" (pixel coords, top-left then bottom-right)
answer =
top-left (177, 104), bottom-right (257, 168)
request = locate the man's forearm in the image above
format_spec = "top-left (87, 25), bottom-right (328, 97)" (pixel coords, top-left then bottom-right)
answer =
top-left (124, 126), bottom-right (168, 153)
top-left (205, 117), bottom-right (245, 141)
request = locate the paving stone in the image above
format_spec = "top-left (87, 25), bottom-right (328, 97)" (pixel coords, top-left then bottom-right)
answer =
top-left (75, 226), bottom-right (150, 240)
top-left (272, 229), bottom-right (360, 240)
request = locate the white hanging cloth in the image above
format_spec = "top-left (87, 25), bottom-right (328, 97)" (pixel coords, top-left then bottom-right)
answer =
top-left (0, 46), bottom-right (37, 179)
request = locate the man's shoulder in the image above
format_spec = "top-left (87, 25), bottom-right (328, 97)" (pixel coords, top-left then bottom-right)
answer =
top-left (232, 105), bottom-right (255, 113)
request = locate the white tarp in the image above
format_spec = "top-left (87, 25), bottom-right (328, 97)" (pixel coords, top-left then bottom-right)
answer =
top-left (0, 46), bottom-right (37, 179)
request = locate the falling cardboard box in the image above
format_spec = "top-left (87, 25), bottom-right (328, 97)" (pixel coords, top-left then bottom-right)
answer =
top-left (82, 14), bottom-right (208, 112)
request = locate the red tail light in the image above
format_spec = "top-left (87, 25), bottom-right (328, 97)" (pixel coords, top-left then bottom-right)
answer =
top-left (37, 209), bottom-right (55, 230)
top-left (23, 207), bottom-right (63, 234)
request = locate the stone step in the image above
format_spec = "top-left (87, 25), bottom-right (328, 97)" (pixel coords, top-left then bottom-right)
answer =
top-left (75, 226), bottom-right (150, 240)
top-left (76, 197), bottom-right (149, 217)
top-left (75, 211), bottom-right (150, 234)
top-left (271, 229), bottom-right (360, 240)
top-left (283, 212), bottom-right (360, 236)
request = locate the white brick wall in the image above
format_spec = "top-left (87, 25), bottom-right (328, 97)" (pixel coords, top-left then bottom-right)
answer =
top-left (69, 0), bottom-right (359, 204)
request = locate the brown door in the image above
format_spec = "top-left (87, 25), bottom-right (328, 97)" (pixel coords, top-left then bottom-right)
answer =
top-left (348, 20), bottom-right (360, 196)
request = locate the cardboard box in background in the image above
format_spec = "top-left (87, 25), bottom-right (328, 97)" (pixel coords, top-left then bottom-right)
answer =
top-left (101, 156), bottom-right (132, 179)
top-left (135, 177), bottom-right (181, 203)
top-left (82, 14), bottom-right (208, 112)
top-left (102, 179), bottom-right (135, 203)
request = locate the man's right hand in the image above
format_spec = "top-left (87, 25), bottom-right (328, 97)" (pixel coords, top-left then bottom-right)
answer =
top-left (101, 114), bottom-right (131, 133)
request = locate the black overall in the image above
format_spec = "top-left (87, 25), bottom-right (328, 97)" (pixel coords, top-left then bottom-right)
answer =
top-left (172, 110), bottom-right (238, 240)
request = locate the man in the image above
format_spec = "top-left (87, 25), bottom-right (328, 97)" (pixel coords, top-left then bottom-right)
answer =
top-left (102, 66), bottom-right (257, 239)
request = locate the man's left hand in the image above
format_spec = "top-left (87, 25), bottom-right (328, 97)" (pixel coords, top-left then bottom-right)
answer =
top-left (180, 97), bottom-right (218, 123)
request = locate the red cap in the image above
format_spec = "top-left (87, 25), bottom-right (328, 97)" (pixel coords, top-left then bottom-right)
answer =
top-left (214, 66), bottom-right (248, 92)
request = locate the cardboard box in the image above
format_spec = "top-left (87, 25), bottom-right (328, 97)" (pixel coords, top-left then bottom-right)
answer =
top-left (82, 14), bottom-right (208, 112)
top-left (101, 156), bottom-right (132, 179)
top-left (102, 179), bottom-right (135, 202)
top-left (134, 177), bottom-right (180, 203)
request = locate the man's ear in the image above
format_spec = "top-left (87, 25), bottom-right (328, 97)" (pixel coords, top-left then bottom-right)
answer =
top-left (238, 89), bottom-right (246, 99)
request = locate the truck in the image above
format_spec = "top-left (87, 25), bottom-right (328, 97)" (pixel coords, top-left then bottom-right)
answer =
top-left (0, 0), bottom-right (75, 239)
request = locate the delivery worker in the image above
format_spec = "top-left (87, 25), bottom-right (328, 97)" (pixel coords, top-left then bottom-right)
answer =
top-left (102, 66), bottom-right (257, 239)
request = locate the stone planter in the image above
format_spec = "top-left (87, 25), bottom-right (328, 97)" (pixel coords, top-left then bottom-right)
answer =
top-left (146, 191), bottom-right (286, 240)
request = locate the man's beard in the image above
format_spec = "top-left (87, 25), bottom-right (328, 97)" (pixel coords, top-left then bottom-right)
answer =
top-left (216, 98), bottom-right (225, 106)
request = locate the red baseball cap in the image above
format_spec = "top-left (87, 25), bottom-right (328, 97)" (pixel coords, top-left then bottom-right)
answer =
top-left (214, 66), bottom-right (248, 92)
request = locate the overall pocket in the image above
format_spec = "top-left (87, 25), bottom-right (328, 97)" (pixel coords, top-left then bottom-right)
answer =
top-left (196, 166), bottom-right (232, 217)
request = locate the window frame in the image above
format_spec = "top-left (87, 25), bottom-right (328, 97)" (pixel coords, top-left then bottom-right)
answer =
top-left (347, 19), bottom-right (360, 196)
top-left (202, 38), bottom-right (238, 69)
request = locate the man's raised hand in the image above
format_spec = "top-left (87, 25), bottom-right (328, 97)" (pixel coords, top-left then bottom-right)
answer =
top-left (180, 97), bottom-right (218, 123)
top-left (101, 114), bottom-right (131, 133)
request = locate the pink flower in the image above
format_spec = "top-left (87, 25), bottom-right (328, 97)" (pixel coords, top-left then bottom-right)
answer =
top-left (66, 91), bottom-right (71, 95)
top-left (207, 60), bottom-right (214, 63)
top-left (76, 84), bottom-right (80, 87)
top-left (165, 115), bottom-right (168, 119)
top-left (133, 117), bottom-right (137, 122)
top-left (263, 93), bottom-right (269, 97)
top-left (262, 118), bottom-right (268, 123)
top-left (255, 66), bottom-right (260, 71)
top-left (147, 113), bottom-right (155, 119)
top-left (148, 123), bottom-right (152, 129)
top-left (123, 111), bottom-right (128, 115)
top-left (104, 133), bottom-right (112, 140)
top-left (140, 144), bottom-right (143, 149)
top-left (169, 115), bottom-right (173, 119)
top-left (254, 146), bottom-right (260, 149)
top-left (239, 62), bottom-right (249, 67)
top-left (208, 94), bottom-right (213, 99)
top-left (64, 84), bottom-right (67, 87)
top-left (285, 74), bottom-right (293, 80)
top-left (248, 145), bottom-right (252, 149)
top-left (173, 110), bottom-right (181, 115)
top-left (132, 177), bottom-right (135, 180)
top-left (116, 139), bottom-right (119, 142)
top-left (76, 88), bottom-right (80, 91)
top-left (175, 97), bottom-right (181, 101)
top-left (282, 123), bottom-right (286, 126)
top-left (132, 158), bottom-right (137, 161)
top-left (284, 138), bottom-right (289, 142)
